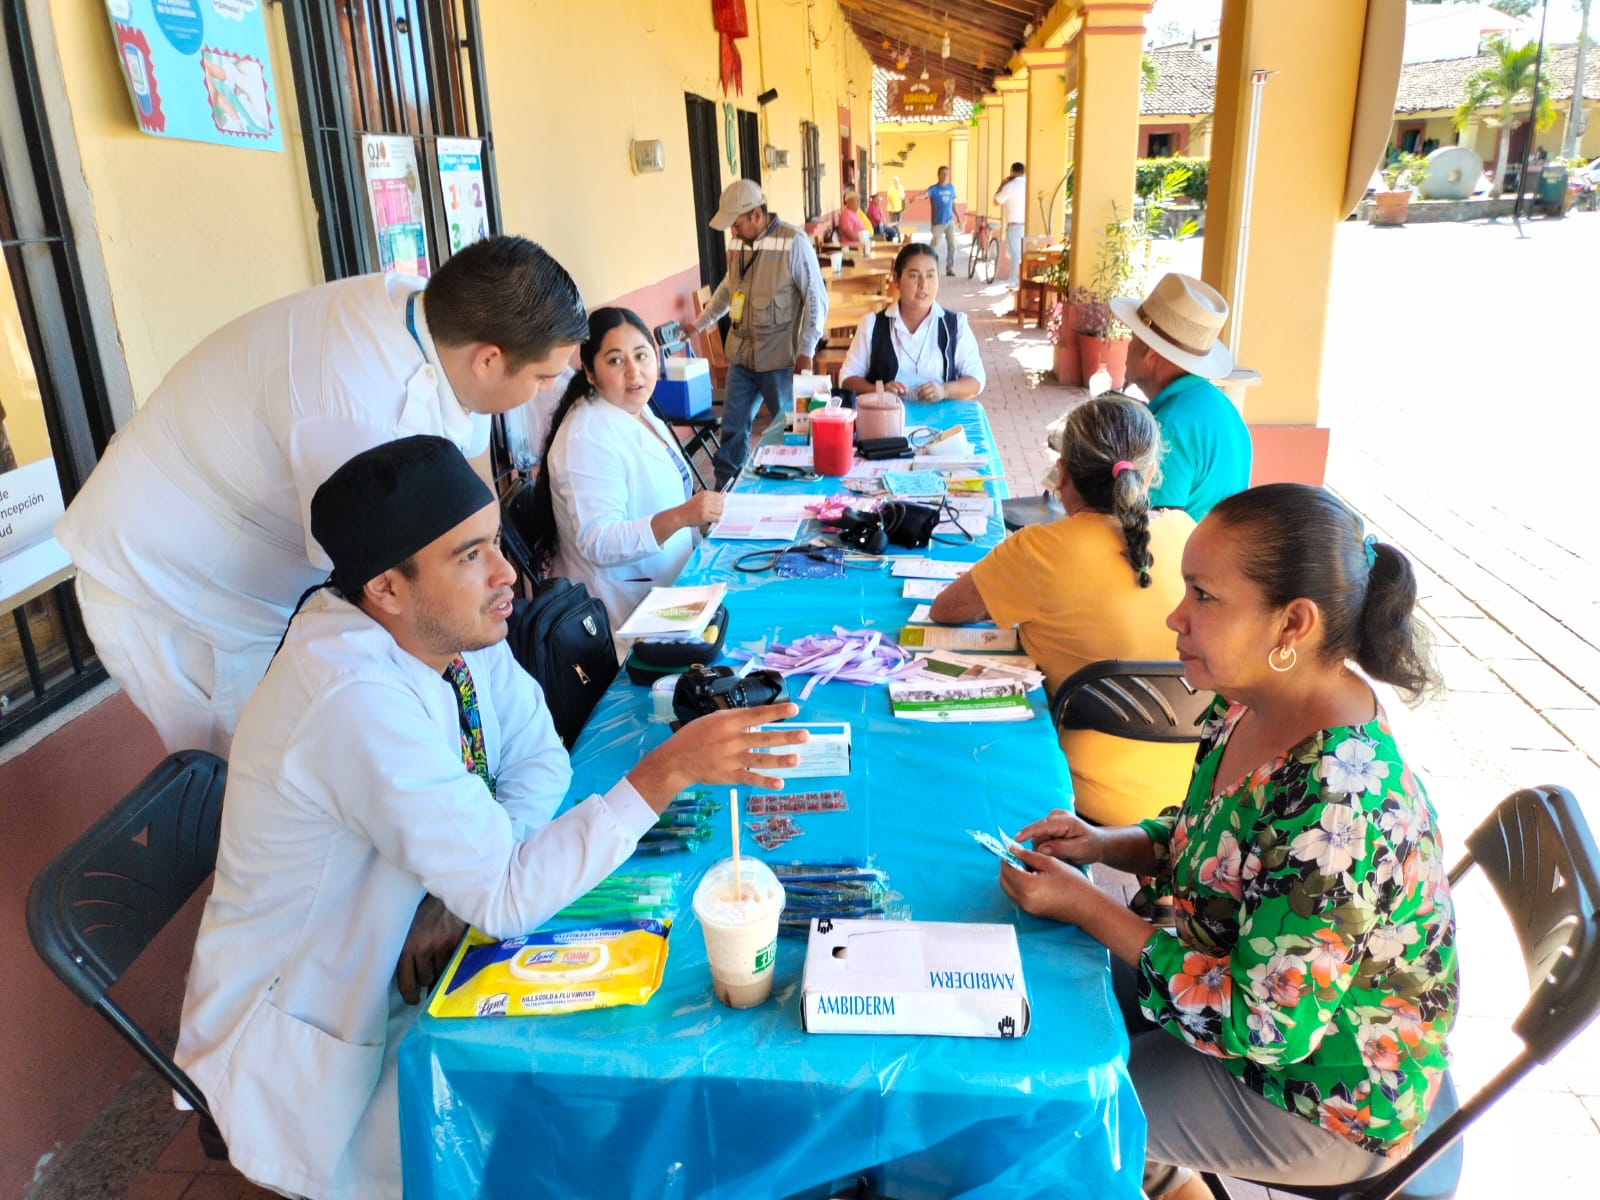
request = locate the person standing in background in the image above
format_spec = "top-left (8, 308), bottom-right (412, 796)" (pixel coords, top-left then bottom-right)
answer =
top-left (994, 161), bottom-right (1027, 288)
top-left (689, 180), bottom-right (827, 489)
top-left (924, 166), bottom-right (959, 276)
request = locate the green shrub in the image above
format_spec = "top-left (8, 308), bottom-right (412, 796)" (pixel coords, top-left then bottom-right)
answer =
top-left (1134, 156), bottom-right (1209, 203)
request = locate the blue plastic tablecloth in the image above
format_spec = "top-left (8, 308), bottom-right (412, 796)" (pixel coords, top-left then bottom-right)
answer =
top-left (397, 403), bottom-right (1146, 1199)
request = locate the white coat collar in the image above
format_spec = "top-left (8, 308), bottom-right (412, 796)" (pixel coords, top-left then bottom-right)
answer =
top-left (890, 300), bottom-right (947, 339)
top-left (395, 280), bottom-right (475, 448)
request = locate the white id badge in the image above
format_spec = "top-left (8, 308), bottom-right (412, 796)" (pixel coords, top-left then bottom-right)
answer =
top-left (729, 290), bottom-right (746, 324)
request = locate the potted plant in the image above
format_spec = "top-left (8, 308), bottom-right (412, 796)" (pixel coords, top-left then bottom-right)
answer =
top-left (1372, 151), bottom-right (1427, 226)
top-left (1072, 287), bottom-right (1130, 389)
top-left (1041, 252), bottom-right (1080, 385)
top-left (1068, 168), bottom-right (1197, 389)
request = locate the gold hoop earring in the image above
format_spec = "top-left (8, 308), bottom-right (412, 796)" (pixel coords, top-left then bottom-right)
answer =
top-left (1268, 645), bottom-right (1297, 673)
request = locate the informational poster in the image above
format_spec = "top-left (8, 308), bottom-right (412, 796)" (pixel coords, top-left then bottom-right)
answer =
top-left (0, 287), bottom-right (69, 607)
top-left (436, 138), bottom-right (489, 255)
top-left (0, 458), bottom-right (67, 608)
top-left (361, 134), bottom-right (431, 277)
top-left (104, 0), bottom-right (283, 151)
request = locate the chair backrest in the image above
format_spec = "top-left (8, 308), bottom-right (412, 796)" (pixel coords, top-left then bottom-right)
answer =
top-left (1458, 785), bottom-right (1600, 1052)
top-left (1049, 660), bottom-right (1211, 743)
top-left (1340, 784), bottom-right (1600, 1200)
top-left (26, 750), bottom-right (227, 1115)
top-left (654, 320), bottom-right (688, 359)
top-left (691, 287), bottom-right (728, 373)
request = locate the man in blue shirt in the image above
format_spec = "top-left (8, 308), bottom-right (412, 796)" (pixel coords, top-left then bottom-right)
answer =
top-left (1111, 272), bottom-right (1253, 521)
top-left (923, 166), bottom-right (960, 275)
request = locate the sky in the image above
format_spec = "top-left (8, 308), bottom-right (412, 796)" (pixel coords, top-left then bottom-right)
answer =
top-left (1142, 1), bottom-right (1592, 48)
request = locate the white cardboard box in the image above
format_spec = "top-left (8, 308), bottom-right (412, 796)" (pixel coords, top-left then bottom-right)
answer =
top-left (752, 722), bottom-right (851, 778)
top-left (801, 919), bottom-right (1030, 1037)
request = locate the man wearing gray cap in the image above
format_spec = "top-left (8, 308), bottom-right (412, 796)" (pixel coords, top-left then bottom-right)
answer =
top-left (175, 436), bottom-right (803, 1200)
top-left (1113, 272), bottom-right (1254, 522)
top-left (690, 179), bottom-right (828, 488)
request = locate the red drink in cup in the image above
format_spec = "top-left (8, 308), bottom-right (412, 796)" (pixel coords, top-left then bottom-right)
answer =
top-left (810, 407), bottom-right (856, 476)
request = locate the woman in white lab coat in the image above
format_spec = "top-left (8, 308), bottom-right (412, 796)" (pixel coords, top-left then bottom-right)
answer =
top-left (528, 308), bottom-right (724, 629)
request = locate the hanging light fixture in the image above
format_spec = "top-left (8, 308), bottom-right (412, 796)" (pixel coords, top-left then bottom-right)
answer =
top-left (941, 32), bottom-right (950, 60)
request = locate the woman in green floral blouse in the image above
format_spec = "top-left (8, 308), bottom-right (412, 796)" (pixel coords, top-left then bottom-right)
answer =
top-left (1001, 483), bottom-right (1457, 1200)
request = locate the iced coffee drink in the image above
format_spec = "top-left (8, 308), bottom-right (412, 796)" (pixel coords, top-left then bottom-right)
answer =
top-left (692, 858), bottom-right (785, 1008)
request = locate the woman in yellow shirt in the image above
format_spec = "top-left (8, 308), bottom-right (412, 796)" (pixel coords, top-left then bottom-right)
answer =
top-left (930, 395), bottom-right (1195, 823)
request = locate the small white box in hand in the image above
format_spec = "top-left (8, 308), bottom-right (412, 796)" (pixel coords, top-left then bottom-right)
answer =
top-left (752, 722), bottom-right (850, 777)
top-left (665, 357), bottom-right (710, 382)
top-left (801, 919), bottom-right (1030, 1037)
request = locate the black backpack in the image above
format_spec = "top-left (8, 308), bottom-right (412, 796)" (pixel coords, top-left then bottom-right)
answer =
top-left (504, 577), bottom-right (618, 749)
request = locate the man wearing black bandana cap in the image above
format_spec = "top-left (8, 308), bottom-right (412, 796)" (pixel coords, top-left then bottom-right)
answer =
top-left (174, 436), bottom-right (804, 1200)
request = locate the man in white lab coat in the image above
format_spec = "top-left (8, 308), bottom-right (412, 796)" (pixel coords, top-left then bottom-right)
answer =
top-left (174, 436), bottom-right (803, 1200)
top-left (55, 236), bottom-right (589, 757)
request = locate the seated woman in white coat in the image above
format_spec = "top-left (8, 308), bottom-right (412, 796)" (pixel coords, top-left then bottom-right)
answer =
top-left (528, 307), bottom-right (724, 629)
top-left (838, 241), bottom-right (986, 402)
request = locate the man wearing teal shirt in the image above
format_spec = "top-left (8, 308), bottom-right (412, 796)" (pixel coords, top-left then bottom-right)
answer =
top-left (1112, 273), bottom-right (1253, 521)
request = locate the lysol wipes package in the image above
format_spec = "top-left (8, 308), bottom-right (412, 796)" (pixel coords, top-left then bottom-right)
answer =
top-left (427, 919), bottom-right (670, 1018)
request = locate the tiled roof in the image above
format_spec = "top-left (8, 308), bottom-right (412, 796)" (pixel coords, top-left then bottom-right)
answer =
top-left (1142, 47), bottom-right (1215, 116)
top-left (872, 67), bottom-right (975, 125)
top-left (1396, 44), bottom-right (1600, 113)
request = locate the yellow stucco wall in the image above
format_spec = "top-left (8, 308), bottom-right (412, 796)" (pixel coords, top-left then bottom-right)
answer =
top-left (44, 0), bottom-right (321, 403)
top-left (875, 123), bottom-right (963, 199)
top-left (1415, 104), bottom-right (1600, 166)
top-left (482, 0), bottom-right (873, 309)
top-left (1202, 0), bottom-right (1368, 428)
top-left (1, 282), bottom-right (48, 465)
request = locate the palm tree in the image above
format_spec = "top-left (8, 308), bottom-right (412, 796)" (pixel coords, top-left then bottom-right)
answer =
top-left (1454, 33), bottom-right (1559, 195)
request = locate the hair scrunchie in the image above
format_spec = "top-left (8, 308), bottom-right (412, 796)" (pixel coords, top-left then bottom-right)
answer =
top-left (1363, 533), bottom-right (1379, 569)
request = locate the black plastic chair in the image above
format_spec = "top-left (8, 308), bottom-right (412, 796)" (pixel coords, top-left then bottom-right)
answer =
top-left (27, 750), bottom-right (229, 1154)
top-left (653, 319), bottom-right (722, 490)
top-left (1050, 659), bottom-right (1211, 742)
top-left (1206, 783), bottom-right (1600, 1200)
top-left (1000, 490), bottom-right (1063, 532)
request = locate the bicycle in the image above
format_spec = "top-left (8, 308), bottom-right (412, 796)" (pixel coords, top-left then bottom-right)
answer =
top-left (966, 211), bottom-right (999, 283)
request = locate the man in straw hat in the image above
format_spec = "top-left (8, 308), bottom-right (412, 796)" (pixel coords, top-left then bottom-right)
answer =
top-left (175, 436), bottom-right (803, 1200)
top-left (690, 178), bottom-right (828, 488)
top-left (1111, 272), bottom-right (1254, 522)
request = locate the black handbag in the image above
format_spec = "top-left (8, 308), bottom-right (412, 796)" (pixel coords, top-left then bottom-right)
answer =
top-left (504, 577), bottom-right (618, 748)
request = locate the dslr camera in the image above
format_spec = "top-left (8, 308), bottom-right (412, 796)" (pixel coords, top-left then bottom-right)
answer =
top-left (671, 663), bottom-right (789, 726)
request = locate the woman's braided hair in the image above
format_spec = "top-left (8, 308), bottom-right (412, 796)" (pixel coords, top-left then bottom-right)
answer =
top-left (1059, 393), bottom-right (1164, 587)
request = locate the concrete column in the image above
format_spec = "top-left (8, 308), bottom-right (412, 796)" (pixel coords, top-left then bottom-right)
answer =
top-left (1200, 0), bottom-right (1371, 485)
top-left (1021, 47), bottom-right (1073, 238)
top-left (997, 77), bottom-right (1029, 187)
top-left (1067, 2), bottom-right (1154, 292)
top-left (983, 93), bottom-right (1006, 221)
top-left (950, 128), bottom-right (971, 222)
top-left (970, 107), bottom-right (990, 219)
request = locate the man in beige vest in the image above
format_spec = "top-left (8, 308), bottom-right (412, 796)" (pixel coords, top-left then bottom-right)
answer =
top-left (690, 180), bottom-right (828, 488)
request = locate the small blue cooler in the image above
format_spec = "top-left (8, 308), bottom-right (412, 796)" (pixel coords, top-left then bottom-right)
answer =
top-left (652, 356), bottom-right (713, 418)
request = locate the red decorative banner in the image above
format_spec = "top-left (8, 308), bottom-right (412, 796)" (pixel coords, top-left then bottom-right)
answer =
top-left (885, 77), bottom-right (957, 119)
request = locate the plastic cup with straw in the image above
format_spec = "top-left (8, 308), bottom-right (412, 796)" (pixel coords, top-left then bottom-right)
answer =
top-left (691, 786), bottom-right (786, 1008)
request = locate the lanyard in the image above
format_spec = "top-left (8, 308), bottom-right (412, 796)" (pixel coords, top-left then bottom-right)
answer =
top-left (443, 656), bottom-right (495, 797)
top-left (405, 292), bottom-right (426, 357)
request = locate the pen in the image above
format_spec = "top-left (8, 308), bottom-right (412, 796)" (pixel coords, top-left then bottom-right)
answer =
top-left (720, 474), bottom-right (739, 493)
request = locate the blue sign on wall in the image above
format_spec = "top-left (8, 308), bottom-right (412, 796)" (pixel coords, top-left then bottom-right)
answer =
top-left (105, 0), bottom-right (283, 152)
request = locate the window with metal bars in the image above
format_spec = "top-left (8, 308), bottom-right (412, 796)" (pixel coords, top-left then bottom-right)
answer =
top-left (0, 0), bottom-right (114, 743)
top-left (802, 120), bottom-right (823, 222)
top-left (282, 0), bottom-right (499, 280)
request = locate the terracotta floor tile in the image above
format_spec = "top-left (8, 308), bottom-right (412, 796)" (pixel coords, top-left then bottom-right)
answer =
top-left (122, 1173), bottom-right (197, 1200)
top-left (153, 1121), bottom-right (211, 1174)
